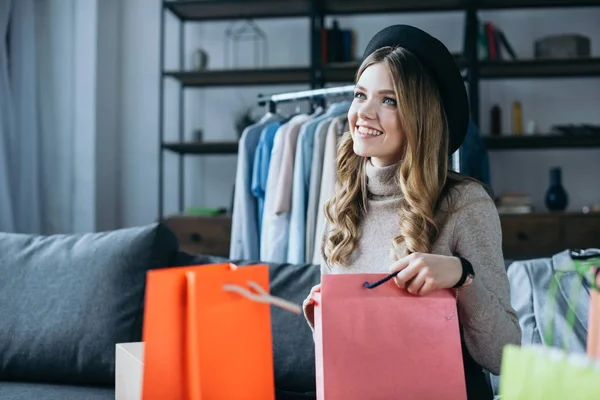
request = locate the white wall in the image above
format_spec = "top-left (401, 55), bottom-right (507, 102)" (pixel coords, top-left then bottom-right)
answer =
top-left (115, 3), bottom-right (600, 228)
top-left (33, 0), bottom-right (124, 234)
top-left (95, 0), bottom-right (122, 231)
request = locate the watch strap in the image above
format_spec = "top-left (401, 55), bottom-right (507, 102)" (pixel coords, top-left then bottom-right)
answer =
top-left (453, 257), bottom-right (475, 289)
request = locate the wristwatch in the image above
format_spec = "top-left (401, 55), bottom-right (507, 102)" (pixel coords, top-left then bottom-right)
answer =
top-left (453, 257), bottom-right (475, 288)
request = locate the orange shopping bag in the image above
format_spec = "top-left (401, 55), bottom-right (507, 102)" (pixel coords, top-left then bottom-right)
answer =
top-left (314, 273), bottom-right (467, 400)
top-left (141, 263), bottom-right (300, 400)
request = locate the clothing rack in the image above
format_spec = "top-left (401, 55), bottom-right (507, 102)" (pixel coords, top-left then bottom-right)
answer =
top-left (257, 85), bottom-right (461, 172)
top-left (257, 85), bottom-right (355, 113)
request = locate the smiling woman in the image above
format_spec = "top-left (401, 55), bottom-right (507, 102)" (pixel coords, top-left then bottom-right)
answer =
top-left (302, 24), bottom-right (521, 400)
top-left (328, 44), bottom-right (455, 266)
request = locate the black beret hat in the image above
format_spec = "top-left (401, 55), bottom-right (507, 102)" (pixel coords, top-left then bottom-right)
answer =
top-left (362, 24), bottom-right (469, 155)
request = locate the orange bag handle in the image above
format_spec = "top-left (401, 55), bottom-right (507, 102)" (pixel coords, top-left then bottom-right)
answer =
top-left (185, 271), bottom-right (202, 400)
top-left (182, 264), bottom-right (301, 399)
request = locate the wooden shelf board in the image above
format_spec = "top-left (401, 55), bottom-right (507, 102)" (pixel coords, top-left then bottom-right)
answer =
top-left (499, 211), bottom-right (600, 217)
top-left (484, 135), bottom-right (600, 149)
top-left (480, 58), bottom-right (600, 79)
top-left (163, 141), bottom-right (239, 155)
top-left (322, 63), bottom-right (359, 83)
top-left (164, 67), bottom-right (311, 87)
top-left (164, 0), bottom-right (310, 21)
top-left (164, 0), bottom-right (600, 21)
top-left (323, 0), bottom-right (465, 14)
top-left (162, 59), bottom-right (600, 88)
top-left (478, 0), bottom-right (600, 10)
top-left (323, 56), bottom-right (467, 83)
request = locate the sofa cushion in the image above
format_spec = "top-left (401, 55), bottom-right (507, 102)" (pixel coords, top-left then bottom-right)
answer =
top-left (0, 223), bottom-right (179, 386)
top-left (0, 382), bottom-right (114, 400)
top-left (255, 260), bottom-right (320, 394)
top-left (179, 253), bottom-right (321, 394)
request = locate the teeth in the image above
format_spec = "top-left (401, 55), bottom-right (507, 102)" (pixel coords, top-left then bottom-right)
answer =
top-left (357, 126), bottom-right (383, 136)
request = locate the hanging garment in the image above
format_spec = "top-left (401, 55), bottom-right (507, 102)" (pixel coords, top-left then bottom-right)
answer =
top-left (260, 114), bottom-right (311, 263)
top-left (460, 121), bottom-right (491, 186)
top-left (312, 116), bottom-right (348, 265)
top-left (230, 113), bottom-right (279, 260)
top-left (260, 121), bottom-right (295, 261)
top-left (251, 121), bottom-right (281, 235)
top-left (305, 118), bottom-right (334, 263)
top-left (287, 102), bottom-right (350, 264)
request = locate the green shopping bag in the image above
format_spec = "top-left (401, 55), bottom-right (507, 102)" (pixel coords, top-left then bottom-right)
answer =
top-left (499, 252), bottom-right (600, 400)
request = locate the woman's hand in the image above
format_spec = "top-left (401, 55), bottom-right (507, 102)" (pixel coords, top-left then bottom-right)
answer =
top-left (302, 283), bottom-right (321, 328)
top-left (389, 253), bottom-right (462, 296)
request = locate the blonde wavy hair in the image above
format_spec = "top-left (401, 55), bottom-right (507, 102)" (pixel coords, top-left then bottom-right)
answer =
top-left (323, 46), bottom-right (471, 267)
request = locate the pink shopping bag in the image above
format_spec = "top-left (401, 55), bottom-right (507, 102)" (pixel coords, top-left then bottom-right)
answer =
top-left (314, 273), bottom-right (467, 400)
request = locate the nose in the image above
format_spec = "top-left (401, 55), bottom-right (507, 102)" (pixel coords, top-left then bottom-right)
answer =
top-left (357, 98), bottom-right (376, 120)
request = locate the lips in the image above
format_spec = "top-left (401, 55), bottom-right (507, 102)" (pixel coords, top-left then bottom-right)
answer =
top-left (356, 125), bottom-right (383, 136)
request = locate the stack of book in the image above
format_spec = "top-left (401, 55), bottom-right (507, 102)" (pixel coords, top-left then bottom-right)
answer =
top-left (496, 193), bottom-right (533, 214)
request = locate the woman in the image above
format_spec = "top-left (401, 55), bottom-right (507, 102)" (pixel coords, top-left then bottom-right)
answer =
top-left (303, 25), bottom-right (521, 399)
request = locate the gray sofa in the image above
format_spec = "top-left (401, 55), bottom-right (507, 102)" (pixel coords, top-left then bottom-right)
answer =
top-left (1, 223), bottom-right (591, 399)
top-left (0, 223), bottom-right (320, 400)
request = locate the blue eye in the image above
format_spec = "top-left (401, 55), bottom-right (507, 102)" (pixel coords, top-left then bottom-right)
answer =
top-left (383, 97), bottom-right (397, 106)
top-left (354, 92), bottom-right (366, 99)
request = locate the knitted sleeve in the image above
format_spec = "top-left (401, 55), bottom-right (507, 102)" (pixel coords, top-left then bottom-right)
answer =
top-left (451, 182), bottom-right (521, 375)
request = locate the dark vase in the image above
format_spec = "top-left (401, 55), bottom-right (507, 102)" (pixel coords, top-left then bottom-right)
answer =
top-left (545, 167), bottom-right (568, 211)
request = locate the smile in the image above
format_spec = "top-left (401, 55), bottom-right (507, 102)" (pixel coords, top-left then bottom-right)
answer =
top-left (356, 126), bottom-right (383, 136)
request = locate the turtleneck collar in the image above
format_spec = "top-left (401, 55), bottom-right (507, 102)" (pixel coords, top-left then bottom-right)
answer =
top-left (365, 159), bottom-right (401, 198)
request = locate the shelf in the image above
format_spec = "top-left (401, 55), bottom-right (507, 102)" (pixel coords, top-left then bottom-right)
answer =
top-left (478, 0), bottom-right (600, 10)
top-left (163, 141), bottom-right (239, 155)
top-left (323, 0), bottom-right (465, 14)
top-left (499, 211), bottom-right (600, 219)
top-left (484, 135), bottom-right (600, 149)
top-left (164, 67), bottom-right (311, 87)
top-left (164, 0), bottom-right (600, 21)
top-left (323, 63), bottom-right (359, 83)
top-left (480, 58), bottom-right (600, 79)
top-left (163, 0), bottom-right (310, 21)
top-left (323, 56), bottom-right (468, 83)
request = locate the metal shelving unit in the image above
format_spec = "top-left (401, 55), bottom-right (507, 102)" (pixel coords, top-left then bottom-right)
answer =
top-left (158, 0), bottom-right (600, 219)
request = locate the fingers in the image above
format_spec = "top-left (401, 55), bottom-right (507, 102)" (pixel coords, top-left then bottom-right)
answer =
top-left (389, 253), bottom-right (413, 274)
top-left (303, 284), bottom-right (321, 316)
top-left (302, 300), bottom-right (315, 328)
top-left (309, 284), bottom-right (321, 295)
top-left (303, 286), bottom-right (320, 328)
top-left (302, 298), bottom-right (312, 315)
top-left (393, 255), bottom-right (422, 288)
top-left (418, 279), bottom-right (437, 296)
top-left (406, 267), bottom-right (428, 295)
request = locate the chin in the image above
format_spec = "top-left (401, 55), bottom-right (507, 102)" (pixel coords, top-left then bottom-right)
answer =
top-left (352, 143), bottom-right (371, 158)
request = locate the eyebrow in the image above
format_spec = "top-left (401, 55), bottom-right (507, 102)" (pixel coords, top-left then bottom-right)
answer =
top-left (355, 85), bottom-right (395, 95)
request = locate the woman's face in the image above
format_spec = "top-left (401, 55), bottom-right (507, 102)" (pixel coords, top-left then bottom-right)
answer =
top-left (348, 62), bottom-right (404, 167)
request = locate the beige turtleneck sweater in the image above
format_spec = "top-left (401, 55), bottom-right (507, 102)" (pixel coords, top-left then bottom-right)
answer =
top-left (320, 161), bottom-right (521, 375)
